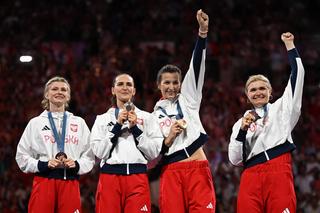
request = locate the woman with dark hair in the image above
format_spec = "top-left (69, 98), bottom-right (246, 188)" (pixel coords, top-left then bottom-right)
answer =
top-left (90, 73), bottom-right (164, 213)
top-left (16, 76), bottom-right (95, 213)
top-left (153, 10), bottom-right (216, 213)
top-left (229, 32), bottom-right (305, 212)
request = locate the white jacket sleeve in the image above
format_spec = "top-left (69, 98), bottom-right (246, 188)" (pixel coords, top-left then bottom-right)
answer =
top-left (90, 114), bottom-right (116, 160)
top-left (77, 119), bottom-right (95, 175)
top-left (228, 119), bottom-right (244, 166)
top-left (16, 121), bottom-right (40, 173)
top-left (288, 50), bottom-right (305, 129)
top-left (274, 48), bottom-right (305, 132)
top-left (136, 114), bottom-right (164, 161)
top-left (181, 37), bottom-right (207, 111)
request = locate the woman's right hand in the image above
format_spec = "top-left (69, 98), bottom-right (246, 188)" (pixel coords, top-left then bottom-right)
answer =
top-left (240, 112), bottom-right (256, 131)
top-left (48, 159), bottom-right (64, 169)
top-left (164, 121), bottom-right (183, 147)
top-left (117, 110), bottom-right (128, 125)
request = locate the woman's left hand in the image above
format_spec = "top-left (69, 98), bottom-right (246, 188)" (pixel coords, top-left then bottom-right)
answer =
top-left (63, 158), bottom-right (76, 168)
top-left (127, 110), bottom-right (137, 128)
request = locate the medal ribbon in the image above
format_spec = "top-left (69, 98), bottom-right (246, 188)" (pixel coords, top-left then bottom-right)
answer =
top-left (159, 100), bottom-right (184, 119)
top-left (48, 112), bottom-right (67, 152)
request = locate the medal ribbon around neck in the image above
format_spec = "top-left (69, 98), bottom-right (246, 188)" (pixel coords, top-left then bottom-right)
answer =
top-left (48, 112), bottom-right (67, 153)
top-left (159, 100), bottom-right (184, 119)
top-left (243, 105), bottom-right (269, 162)
top-left (253, 105), bottom-right (268, 125)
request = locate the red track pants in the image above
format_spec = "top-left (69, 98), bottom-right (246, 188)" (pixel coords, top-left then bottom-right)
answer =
top-left (95, 173), bottom-right (151, 213)
top-left (28, 176), bottom-right (81, 213)
top-left (160, 160), bottom-right (216, 213)
top-left (237, 153), bottom-right (296, 213)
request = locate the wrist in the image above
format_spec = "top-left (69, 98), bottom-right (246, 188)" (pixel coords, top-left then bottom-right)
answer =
top-left (285, 43), bottom-right (295, 51)
top-left (164, 137), bottom-right (174, 147)
top-left (198, 28), bottom-right (208, 38)
top-left (199, 27), bottom-right (208, 33)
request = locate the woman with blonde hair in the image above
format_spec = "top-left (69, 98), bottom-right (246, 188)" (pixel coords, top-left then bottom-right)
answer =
top-left (16, 76), bottom-right (95, 213)
top-left (229, 32), bottom-right (305, 212)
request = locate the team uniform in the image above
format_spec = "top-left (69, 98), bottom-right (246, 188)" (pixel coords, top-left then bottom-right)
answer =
top-left (90, 106), bottom-right (163, 213)
top-left (16, 111), bottom-right (95, 213)
top-left (229, 48), bottom-right (304, 212)
top-left (153, 36), bottom-right (216, 212)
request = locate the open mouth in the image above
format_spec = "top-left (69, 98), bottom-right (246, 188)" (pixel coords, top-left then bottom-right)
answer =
top-left (254, 95), bottom-right (265, 100)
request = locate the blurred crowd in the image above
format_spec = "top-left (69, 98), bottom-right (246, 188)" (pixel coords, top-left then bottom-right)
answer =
top-left (0, 0), bottom-right (320, 212)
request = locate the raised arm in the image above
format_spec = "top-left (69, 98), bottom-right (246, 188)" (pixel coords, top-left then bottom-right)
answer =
top-left (181, 9), bottom-right (209, 108)
top-left (282, 32), bottom-right (298, 94)
top-left (193, 9), bottom-right (209, 81)
top-left (280, 32), bottom-right (305, 128)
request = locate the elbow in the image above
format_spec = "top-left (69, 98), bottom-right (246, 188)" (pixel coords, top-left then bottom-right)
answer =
top-left (229, 159), bottom-right (241, 166)
top-left (228, 157), bottom-right (238, 166)
top-left (228, 152), bottom-right (242, 166)
top-left (90, 147), bottom-right (102, 160)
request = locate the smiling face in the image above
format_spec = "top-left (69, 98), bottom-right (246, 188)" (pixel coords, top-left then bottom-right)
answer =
top-left (112, 74), bottom-right (136, 107)
top-left (158, 72), bottom-right (181, 100)
top-left (46, 81), bottom-right (70, 110)
top-left (246, 80), bottom-right (272, 108)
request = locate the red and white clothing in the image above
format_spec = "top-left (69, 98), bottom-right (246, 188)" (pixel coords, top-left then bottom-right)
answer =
top-left (153, 36), bottom-right (216, 212)
top-left (16, 110), bottom-right (95, 213)
top-left (160, 161), bottom-right (215, 213)
top-left (229, 48), bottom-right (304, 213)
top-left (90, 106), bottom-right (163, 213)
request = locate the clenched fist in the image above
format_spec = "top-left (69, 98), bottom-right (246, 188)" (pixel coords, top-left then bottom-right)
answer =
top-left (197, 9), bottom-right (209, 37)
top-left (281, 32), bottom-right (295, 50)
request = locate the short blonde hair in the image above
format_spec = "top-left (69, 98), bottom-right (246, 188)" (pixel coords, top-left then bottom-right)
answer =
top-left (41, 76), bottom-right (71, 110)
top-left (245, 74), bottom-right (272, 95)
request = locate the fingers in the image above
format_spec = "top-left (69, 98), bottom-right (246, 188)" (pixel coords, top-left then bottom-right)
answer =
top-left (197, 9), bottom-right (209, 37)
top-left (197, 9), bottom-right (209, 23)
top-left (200, 11), bottom-right (209, 21)
top-left (165, 121), bottom-right (185, 147)
top-left (127, 111), bottom-right (136, 119)
top-left (118, 109), bottom-right (138, 124)
top-left (281, 32), bottom-right (295, 50)
top-left (48, 158), bottom-right (76, 169)
top-left (63, 159), bottom-right (76, 168)
top-left (48, 159), bottom-right (63, 169)
top-left (118, 111), bottom-right (128, 124)
top-left (171, 121), bottom-right (184, 135)
top-left (127, 111), bottom-right (137, 125)
top-left (281, 32), bottom-right (294, 41)
top-left (241, 114), bottom-right (255, 130)
top-left (166, 123), bottom-right (182, 146)
top-left (197, 9), bottom-right (208, 19)
top-left (282, 32), bottom-right (293, 37)
top-left (244, 117), bottom-right (253, 125)
top-left (245, 112), bottom-right (255, 121)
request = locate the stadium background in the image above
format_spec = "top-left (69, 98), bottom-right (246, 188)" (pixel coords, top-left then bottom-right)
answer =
top-left (0, 0), bottom-right (319, 212)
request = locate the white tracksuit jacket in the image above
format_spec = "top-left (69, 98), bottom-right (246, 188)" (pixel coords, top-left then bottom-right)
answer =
top-left (90, 106), bottom-right (163, 168)
top-left (153, 36), bottom-right (208, 162)
top-left (16, 110), bottom-right (95, 178)
top-left (229, 48), bottom-right (305, 167)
